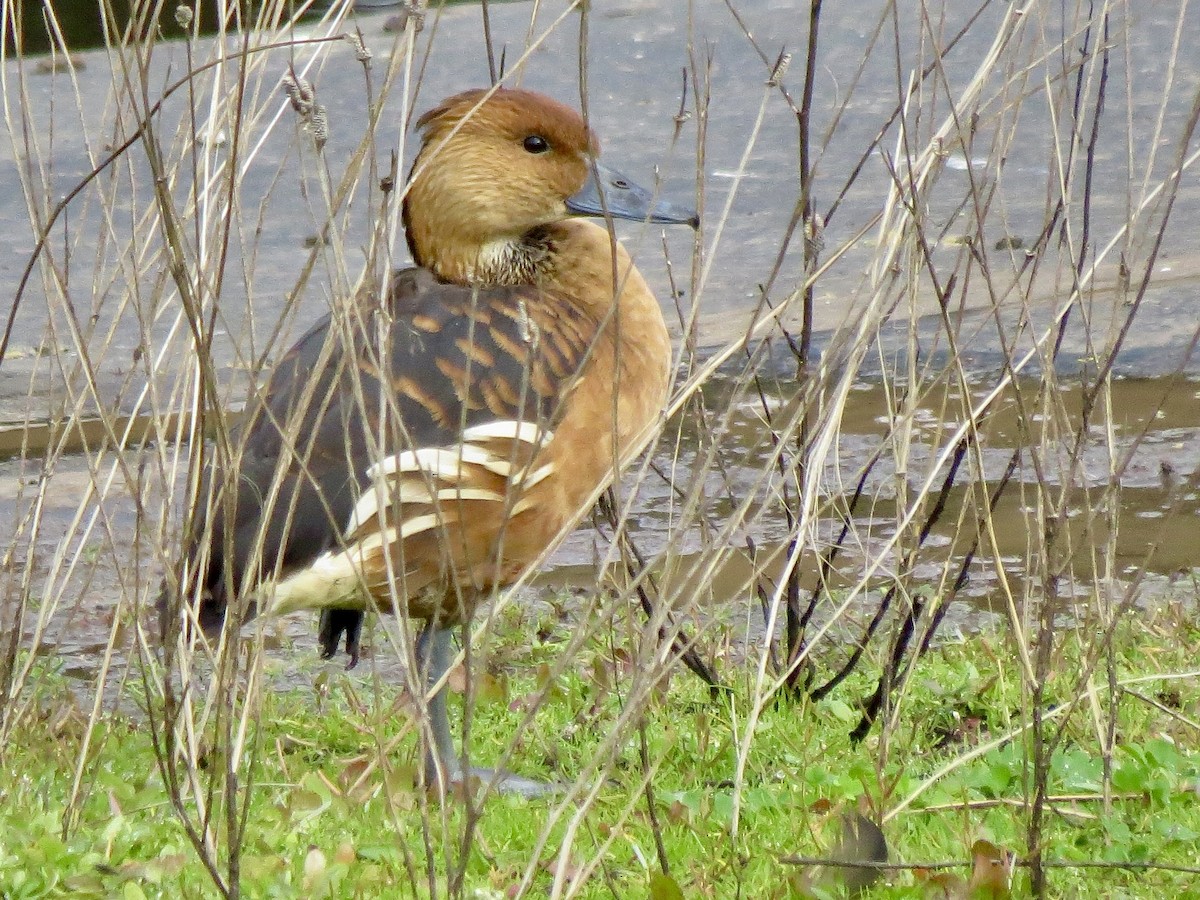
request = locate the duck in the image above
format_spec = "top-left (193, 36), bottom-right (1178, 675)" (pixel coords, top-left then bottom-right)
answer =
top-left (163, 86), bottom-right (697, 795)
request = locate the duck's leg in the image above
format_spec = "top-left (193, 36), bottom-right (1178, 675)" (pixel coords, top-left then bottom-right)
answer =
top-left (415, 622), bottom-right (558, 799)
top-left (417, 623), bottom-right (457, 782)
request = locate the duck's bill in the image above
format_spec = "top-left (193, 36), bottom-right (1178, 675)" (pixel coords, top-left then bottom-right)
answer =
top-left (567, 162), bottom-right (699, 228)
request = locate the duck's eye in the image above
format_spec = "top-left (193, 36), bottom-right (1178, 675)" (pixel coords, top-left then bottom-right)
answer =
top-left (523, 135), bottom-right (551, 154)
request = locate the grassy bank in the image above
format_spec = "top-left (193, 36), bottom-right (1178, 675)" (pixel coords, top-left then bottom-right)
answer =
top-left (3, 1), bottom-right (1200, 898)
top-left (3, 598), bottom-right (1199, 898)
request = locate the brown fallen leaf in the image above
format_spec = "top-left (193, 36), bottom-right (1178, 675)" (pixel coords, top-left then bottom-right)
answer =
top-left (541, 851), bottom-right (583, 883)
top-left (447, 663), bottom-right (469, 693)
top-left (968, 840), bottom-right (1014, 898)
top-left (914, 867), bottom-right (968, 898)
top-left (338, 757), bottom-right (373, 795)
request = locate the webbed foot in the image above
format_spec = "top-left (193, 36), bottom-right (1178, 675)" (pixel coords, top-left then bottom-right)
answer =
top-left (426, 761), bottom-right (562, 800)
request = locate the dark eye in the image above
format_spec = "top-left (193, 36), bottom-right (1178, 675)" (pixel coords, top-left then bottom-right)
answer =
top-left (611, 178), bottom-right (630, 190)
top-left (523, 135), bottom-right (550, 154)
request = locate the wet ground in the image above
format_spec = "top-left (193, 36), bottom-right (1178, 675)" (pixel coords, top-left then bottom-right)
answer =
top-left (1, 1), bottom-right (1198, 688)
top-left (3, 371), bottom-right (1196, 690)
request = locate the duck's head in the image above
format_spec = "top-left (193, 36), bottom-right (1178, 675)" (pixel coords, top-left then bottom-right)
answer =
top-left (404, 87), bottom-right (697, 285)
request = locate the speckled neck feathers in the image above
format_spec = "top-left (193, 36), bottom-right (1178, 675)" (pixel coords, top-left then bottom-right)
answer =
top-left (403, 214), bottom-right (556, 287)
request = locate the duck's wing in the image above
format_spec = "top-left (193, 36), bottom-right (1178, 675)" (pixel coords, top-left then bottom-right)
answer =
top-left (170, 267), bottom-right (598, 664)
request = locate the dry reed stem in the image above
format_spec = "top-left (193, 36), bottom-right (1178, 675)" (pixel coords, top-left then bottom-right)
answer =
top-left (1, 0), bottom-right (1197, 895)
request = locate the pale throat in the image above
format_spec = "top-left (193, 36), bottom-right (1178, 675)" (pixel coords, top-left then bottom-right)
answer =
top-left (425, 227), bottom-right (555, 287)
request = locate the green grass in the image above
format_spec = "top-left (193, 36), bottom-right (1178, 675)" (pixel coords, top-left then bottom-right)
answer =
top-left (2, 611), bottom-right (1199, 898)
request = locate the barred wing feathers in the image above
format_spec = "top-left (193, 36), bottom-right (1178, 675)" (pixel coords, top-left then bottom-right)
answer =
top-left (266, 418), bottom-right (555, 622)
top-left (182, 267), bottom-right (597, 655)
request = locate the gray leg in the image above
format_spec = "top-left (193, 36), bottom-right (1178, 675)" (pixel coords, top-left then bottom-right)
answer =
top-left (416, 623), bottom-right (456, 783)
top-left (414, 622), bottom-right (559, 799)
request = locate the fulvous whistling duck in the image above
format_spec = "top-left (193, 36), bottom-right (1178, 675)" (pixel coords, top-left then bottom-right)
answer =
top-left (164, 87), bottom-right (697, 795)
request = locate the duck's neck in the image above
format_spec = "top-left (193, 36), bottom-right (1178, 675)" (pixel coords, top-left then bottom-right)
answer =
top-left (403, 202), bottom-right (655, 325)
top-left (406, 226), bottom-right (556, 286)
top-left (402, 162), bottom-right (557, 285)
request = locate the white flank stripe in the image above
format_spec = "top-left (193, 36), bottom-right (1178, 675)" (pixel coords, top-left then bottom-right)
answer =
top-left (368, 444), bottom-right (506, 480)
top-left (435, 487), bottom-right (506, 502)
top-left (366, 450), bottom-right (414, 479)
top-left (350, 421), bottom-right (554, 533)
top-left (509, 496), bottom-right (537, 516)
top-left (344, 490), bottom-right (382, 536)
top-left (455, 444), bottom-right (508, 470)
top-left (462, 420), bottom-right (549, 445)
top-left (512, 462), bottom-right (554, 488)
top-left (345, 483), bottom-right (441, 536)
top-left (368, 513), bottom-right (440, 548)
top-left (368, 447), bottom-right (452, 478)
top-left (398, 512), bottom-right (441, 539)
top-left (345, 511), bottom-right (441, 558)
top-left (471, 456), bottom-right (514, 478)
top-left (345, 481), bottom-right (507, 536)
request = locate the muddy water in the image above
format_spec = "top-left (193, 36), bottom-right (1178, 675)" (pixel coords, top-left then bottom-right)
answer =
top-left (547, 374), bottom-right (1200, 631)
top-left (2, 1), bottom-right (1199, 686)
top-left (2, 373), bottom-right (1196, 690)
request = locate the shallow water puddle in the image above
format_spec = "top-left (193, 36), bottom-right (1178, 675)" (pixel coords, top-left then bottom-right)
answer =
top-left (2, 373), bottom-right (1195, 685)
top-left (545, 373), bottom-right (1200, 640)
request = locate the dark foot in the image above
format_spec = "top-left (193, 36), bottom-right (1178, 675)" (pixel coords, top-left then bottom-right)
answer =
top-left (318, 609), bottom-right (363, 668)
